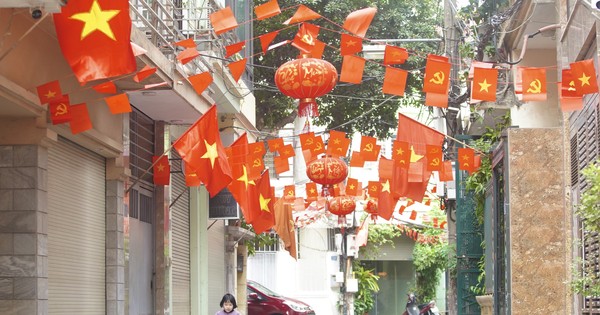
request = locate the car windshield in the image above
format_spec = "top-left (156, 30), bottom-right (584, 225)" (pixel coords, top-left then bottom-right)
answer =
top-left (249, 281), bottom-right (282, 297)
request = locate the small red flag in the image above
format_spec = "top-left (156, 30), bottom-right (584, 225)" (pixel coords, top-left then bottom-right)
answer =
top-left (283, 185), bottom-right (296, 198)
top-left (104, 93), bottom-right (131, 114)
top-left (210, 7), bottom-right (238, 35)
top-left (49, 95), bottom-right (72, 125)
top-left (36, 80), bottom-right (62, 104)
top-left (423, 55), bottom-right (451, 94)
top-left (177, 47), bottom-right (200, 65)
top-left (360, 136), bottom-right (380, 161)
top-left (342, 7), bottom-right (377, 38)
top-left (471, 67), bottom-right (498, 101)
top-left (521, 67), bottom-right (547, 102)
top-left (392, 140), bottom-right (410, 169)
top-left (259, 31), bottom-right (280, 55)
top-left (570, 59), bottom-right (599, 95)
top-left (439, 160), bottom-right (454, 182)
top-left (409, 210), bottom-right (418, 221)
top-left (53, 0), bottom-right (136, 83)
top-left (249, 172), bottom-right (275, 234)
top-left (349, 151), bottom-right (365, 167)
top-left (308, 39), bottom-right (326, 59)
top-left (340, 55), bottom-right (365, 84)
top-left (327, 130), bottom-right (350, 157)
top-left (274, 156), bottom-right (290, 175)
top-left (92, 81), bottom-right (117, 94)
top-left (306, 182), bottom-right (319, 199)
top-left (69, 103), bottom-right (92, 135)
top-left (279, 144), bottom-right (294, 159)
top-left (188, 72), bottom-right (213, 95)
top-left (291, 23), bottom-right (320, 53)
top-left (152, 155), bottom-right (170, 185)
top-left (382, 67), bottom-right (408, 96)
top-left (184, 166), bottom-right (201, 187)
top-left (267, 138), bottom-right (284, 152)
top-left (426, 145), bottom-right (443, 172)
top-left (345, 178), bottom-right (359, 196)
top-left (340, 33), bottom-right (363, 56)
top-left (284, 5), bottom-right (321, 25)
top-left (174, 38), bottom-right (196, 48)
top-left (228, 58), bottom-right (247, 82)
top-left (367, 181), bottom-right (380, 198)
top-left (225, 41), bottom-right (246, 58)
top-left (458, 148), bottom-right (475, 172)
top-left (133, 65), bottom-right (157, 83)
top-left (425, 92), bottom-right (448, 108)
top-left (255, 0), bottom-right (281, 20)
top-left (383, 45), bottom-right (408, 65)
top-left (559, 74), bottom-right (583, 112)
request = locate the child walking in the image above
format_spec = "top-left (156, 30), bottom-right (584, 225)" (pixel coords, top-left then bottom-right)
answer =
top-left (215, 293), bottom-right (241, 315)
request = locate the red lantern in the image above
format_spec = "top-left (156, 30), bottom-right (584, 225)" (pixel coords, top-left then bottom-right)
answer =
top-left (306, 157), bottom-right (348, 195)
top-left (365, 198), bottom-right (379, 219)
top-left (274, 57), bottom-right (338, 117)
top-left (328, 196), bottom-right (356, 216)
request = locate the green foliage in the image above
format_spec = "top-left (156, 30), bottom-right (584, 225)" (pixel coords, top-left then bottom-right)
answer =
top-left (240, 220), bottom-right (277, 256)
top-left (360, 223), bottom-right (404, 259)
top-left (353, 262), bottom-right (380, 315)
top-left (412, 227), bottom-right (451, 302)
top-left (571, 161), bottom-right (600, 296)
top-left (253, 0), bottom-right (443, 138)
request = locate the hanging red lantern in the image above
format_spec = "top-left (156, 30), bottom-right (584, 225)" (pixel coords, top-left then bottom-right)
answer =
top-left (365, 198), bottom-right (379, 219)
top-left (274, 57), bottom-right (338, 117)
top-left (328, 196), bottom-right (356, 216)
top-left (306, 157), bottom-right (348, 195)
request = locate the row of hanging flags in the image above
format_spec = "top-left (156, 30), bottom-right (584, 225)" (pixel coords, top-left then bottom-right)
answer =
top-left (34, 0), bottom-right (597, 133)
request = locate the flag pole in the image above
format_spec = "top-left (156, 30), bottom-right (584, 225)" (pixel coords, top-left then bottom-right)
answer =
top-left (124, 140), bottom-right (178, 196)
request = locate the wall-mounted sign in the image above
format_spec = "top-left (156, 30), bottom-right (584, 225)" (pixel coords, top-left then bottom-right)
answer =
top-left (209, 188), bottom-right (239, 219)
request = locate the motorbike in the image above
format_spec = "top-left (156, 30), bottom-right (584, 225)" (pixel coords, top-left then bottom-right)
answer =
top-left (402, 293), bottom-right (440, 315)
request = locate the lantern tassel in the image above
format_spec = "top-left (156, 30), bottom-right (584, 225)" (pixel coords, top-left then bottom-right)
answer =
top-left (299, 98), bottom-right (319, 117)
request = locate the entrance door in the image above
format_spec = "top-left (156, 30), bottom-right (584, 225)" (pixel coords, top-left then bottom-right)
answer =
top-left (128, 188), bottom-right (154, 315)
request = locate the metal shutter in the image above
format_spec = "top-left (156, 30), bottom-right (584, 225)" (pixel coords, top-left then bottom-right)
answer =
top-left (47, 138), bottom-right (106, 315)
top-left (171, 153), bottom-right (191, 315)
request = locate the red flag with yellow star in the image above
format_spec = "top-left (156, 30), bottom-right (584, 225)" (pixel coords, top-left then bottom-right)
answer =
top-left (378, 157), bottom-right (398, 220)
top-left (306, 182), bottom-right (319, 200)
top-left (173, 105), bottom-right (232, 197)
top-left (570, 59), bottom-right (599, 95)
top-left (226, 134), bottom-right (257, 222)
top-left (345, 178), bottom-right (359, 196)
top-left (458, 148), bottom-right (475, 172)
top-left (53, 0), bottom-right (136, 83)
top-left (383, 45), bottom-right (408, 65)
top-left (471, 67), bottom-right (498, 101)
top-left (340, 33), bottom-right (363, 56)
top-left (249, 171), bottom-right (275, 234)
top-left (392, 140), bottom-right (410, 169)
top-left (152, 155), bottom-right (170, 185)
top-left (327, 130), bottom-right (350, 157)
top-left (36, 80), bottom-right (62, 104)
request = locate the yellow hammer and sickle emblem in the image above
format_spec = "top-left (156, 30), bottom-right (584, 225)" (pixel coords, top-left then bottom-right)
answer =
top-left (526, 79), bottom-right (542, 93)
top-left (430, 148), bottom-right (440, 153)
top-left (254, 147), bottom-right (262, 154)
top-left (56, 103), bottom-right (68, 116)
top-left (314, 142), bottom-right (323, 151)
top-left (364, 143), bottom-right (374, 152)
top-left (305, 138), bottom-right (314, 146)
top-left (301, 34), bottom-right (314, 45)
top-left (371, 186), bottom-right (377, 191)
top-left (399, 160), bottom-right (406, 164)
top-left (568, 80), bottom-right (576, 91)
top-left (287, 190), bottom-right (294, 196)
top-left (253, 159), bottom-right (262, 167)
top-left (430, 158), bottom-right (440, 166)
top-left (430, 71), bottom-right (445, 85)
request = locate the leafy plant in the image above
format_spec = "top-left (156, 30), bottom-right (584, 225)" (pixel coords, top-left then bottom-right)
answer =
top-left (359, 223), bottom-right (404, 259)
top-left (412, 227), bottom-right (451, 302)
top-left (353, 262), bottom-right (380, 315)
top-left (240, 219), bottom-right (277, 256)
top-left (571, 161), bottom-right (600, 296)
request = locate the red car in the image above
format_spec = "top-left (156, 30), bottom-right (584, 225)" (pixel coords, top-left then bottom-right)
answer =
top-left (247, 280), bottom-right (316, 315)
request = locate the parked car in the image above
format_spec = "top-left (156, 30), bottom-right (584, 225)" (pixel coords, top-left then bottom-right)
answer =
top-left (247, 280), bottom-right (316, 315)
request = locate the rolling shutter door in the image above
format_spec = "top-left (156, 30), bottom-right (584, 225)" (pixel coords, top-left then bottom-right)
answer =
top-left (171, 153), bottom-right (191, 315)
top-left (47, 138), bottom-right (106, 315)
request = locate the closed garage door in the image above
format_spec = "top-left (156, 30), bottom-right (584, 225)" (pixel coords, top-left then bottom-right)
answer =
top-left (47, 138), bottom-right (106, 314)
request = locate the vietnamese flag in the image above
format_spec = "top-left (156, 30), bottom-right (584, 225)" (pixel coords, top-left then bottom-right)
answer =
top-left (327, 130), bottom-right (350, 157)
top-left (345, 178), bottom-right (359, 196)
top-left (152, 155), bottom-right (170, 186)
top-left (279, 144), bottom-right (294, 159)
top-left (255, 0), bottom-right (281, 20)
top-left (378, 178), bottom-right (397, 220)
top-left (249, 171), bottom-right (275, 234)
top-left (340, 55), bottom-right (365, 84)
top-left (306, 182), bottom-right (319, 199)
top-left (53, 0), bottom-right (136, 83)
top-left (340, 33), bottom-right (363, 56)
top-left (521, 67), bottom-right (547, 102)
top-left (226, 134), bottom-right (257, 222)
top-left (458, 148), bottom-right (475, 172)
top-left (423, 54), bottom-right (451, 94)
top-left (210, 7), bottom-right (238, 35)
top-left (392, 140), bottom-right (410, 169)
top-left (173, 105), bottom-right (232, 197)
top-left (472, 67), bottom-right (498, 101)
top-left (383, 45), bottom-right (408, 65)
top-left (570, 59), bottom-right (599, 95)
top-left (382, 67), bottom-right (408, 96)
top-left (49, 94), bottom-right (72, 125)
top-left (342, 7), bottom-right (377, 38)
top-left (36, 80), bottom-right (62, 104)
top-left (267, 138), bottom-right (284, 152)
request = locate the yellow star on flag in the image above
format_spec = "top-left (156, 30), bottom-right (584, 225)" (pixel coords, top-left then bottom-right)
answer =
top-left (396, 147), bottom-right (405, 156)
top-left (201, 140), bottom-right (219, 168)
top-left (478, 79), bottom-right (492, 92)
top-left (410, 146), bottom-right (424, 163)
top-left (259, 193), bottom-right (271, 212)
top-left (157, 163), bottom-right (165, 172)
top-left (346, 40), bottom-right (357, 47)
top-left (44, 90), bottom-right (57, 100)
top-left (579, 73), bottom-right (591, 86)
top-left (236, 165), bottom-right (255, 189)
top-left (70, 0), bottom-right (120, 41)
top-left (381, 180), bottom-right (391, 193)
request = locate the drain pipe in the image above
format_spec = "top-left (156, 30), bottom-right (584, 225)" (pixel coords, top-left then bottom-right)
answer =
top-left (504, 23), bottom-right (561, 65)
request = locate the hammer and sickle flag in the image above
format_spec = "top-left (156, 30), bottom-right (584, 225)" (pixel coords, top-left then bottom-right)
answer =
top-left (49, 94), bottom-right (72, 125)
top-left (53, 0), bottom-right (136, 84)
top-left (360, 135), bottom-right (380, 162)
top-left (423, 54), bottom-right (451, 94)
top-left (560, 69), bottom-right (583, 112)
top-left (426, 145), bottom-right (443, 172)
top-left (521, 67), bottom-right (547, 102)
top-left (291, 23), bottom-right (320, 54)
